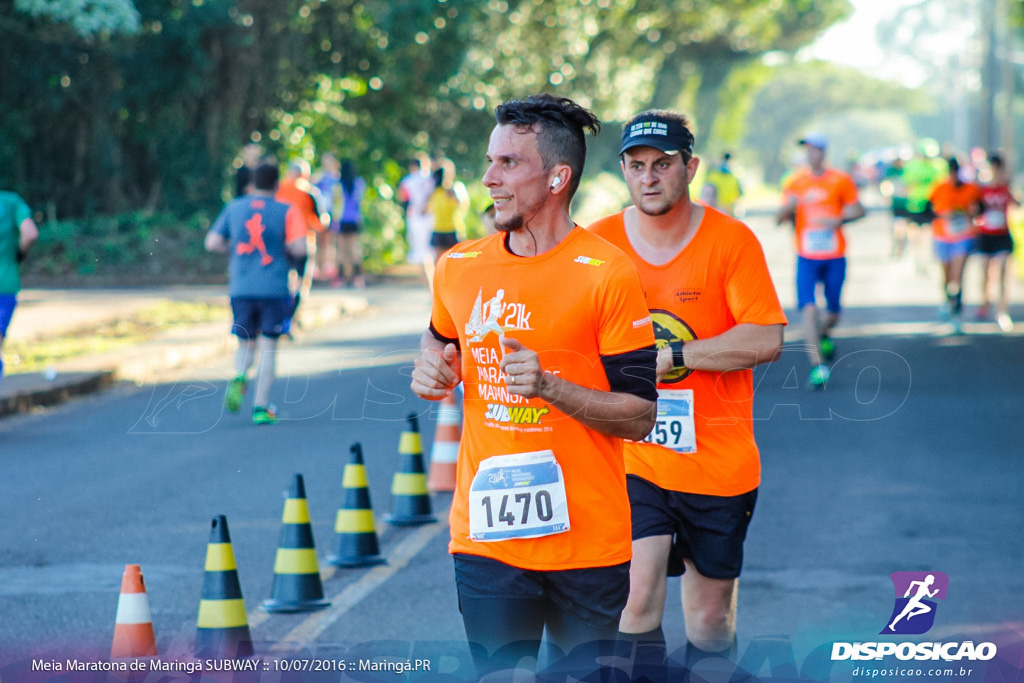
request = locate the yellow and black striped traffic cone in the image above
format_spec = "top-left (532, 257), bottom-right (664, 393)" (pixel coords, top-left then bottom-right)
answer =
top-left (428, 392), bottom-right (461, 492)
top-left (260, 473), bottom-right (331, 613)
top-left (195, 515), bottom-right (253, 659)
top-left (385, 414), bottom-right (437, 526)
top-left (327, 443), bottom-right (387, 568)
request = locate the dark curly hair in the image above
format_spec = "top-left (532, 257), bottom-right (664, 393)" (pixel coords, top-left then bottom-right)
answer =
top-left (253, 162), bottom-right (280, 191)
top-left (495, 94), bottom-right (601, 195)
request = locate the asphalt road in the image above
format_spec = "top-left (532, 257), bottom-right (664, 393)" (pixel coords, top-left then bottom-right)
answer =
top-left (1, 210), bottom-right (1022, 682)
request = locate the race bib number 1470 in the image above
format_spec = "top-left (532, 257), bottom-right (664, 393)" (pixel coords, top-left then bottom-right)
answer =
top-left (468, 450), bottom-right (570, 542)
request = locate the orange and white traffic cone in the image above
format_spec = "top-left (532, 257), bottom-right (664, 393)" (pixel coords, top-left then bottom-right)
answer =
top-left (111, 564), bottom-right (158, 658)
top-left (428, 393), bottom-right (461, 492)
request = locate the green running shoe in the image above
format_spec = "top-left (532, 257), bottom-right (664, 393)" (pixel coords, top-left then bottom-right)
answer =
top-left (225, 375), bottom-right (247, 413)
top-left (819, 335), bottom-right (836, 362)
top-left (808, 364), bottom-right (830, 390)
top-left (252, 405), bottom-right (278, 425)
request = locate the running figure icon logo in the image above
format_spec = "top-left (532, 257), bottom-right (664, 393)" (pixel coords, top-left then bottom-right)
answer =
top-left (881, 571), bottom-right (949, 635)
top-left (466, 288), bottom-right (506, 343)
top-left (465, 288), bottom-right (534, 344)
top-left (237, 212), bottom-right (274, 266)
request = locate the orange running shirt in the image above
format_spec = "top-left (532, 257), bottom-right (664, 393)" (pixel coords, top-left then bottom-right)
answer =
top-left (276, 180), bottom-right (323, 234)
top-left (589, 208), bottom-right (787, 496)
top-left (782, 168), bottom-right (860, 260)
top-left (431, 227), bottom-right (655, 571)
top-left (929, 180), bottom-right (982, 243)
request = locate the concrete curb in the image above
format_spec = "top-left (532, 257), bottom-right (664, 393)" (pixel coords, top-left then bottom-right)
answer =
top-left (0, 292), bottom-right (369, 419)
top-left (0, 371), bottom-right (116, 418)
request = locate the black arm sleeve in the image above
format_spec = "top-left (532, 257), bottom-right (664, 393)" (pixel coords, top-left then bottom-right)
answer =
top-left (428, 322), bottom-right (460, 348)
top-left (600, 344), bottom-right (658, 402)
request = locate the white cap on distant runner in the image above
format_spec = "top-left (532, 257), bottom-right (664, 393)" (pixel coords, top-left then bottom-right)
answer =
top-left (798, 133), bottom-right (828, 151)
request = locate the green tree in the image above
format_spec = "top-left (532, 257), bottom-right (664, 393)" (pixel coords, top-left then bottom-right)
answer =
top-left (444, 0), bottom-right (854, 170)
top-left (742, 60), bottom-right (932, 183)
top-left (1, 0), bottom-right (856, 228)
top-left (12, 0), bottom-right (140, 39)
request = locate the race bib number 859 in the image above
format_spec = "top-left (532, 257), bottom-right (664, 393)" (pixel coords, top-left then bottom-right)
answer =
top-left (640, 389), bottom-right (697, 454)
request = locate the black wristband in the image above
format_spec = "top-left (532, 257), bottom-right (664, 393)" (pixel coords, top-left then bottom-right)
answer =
top-left (16, 249), bottom-right (27, 263)
top-left (670, 339), bottom-right (686, 368)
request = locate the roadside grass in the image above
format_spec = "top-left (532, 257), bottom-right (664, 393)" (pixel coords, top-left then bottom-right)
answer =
top-left (3, 300), bottom-right (229, 373)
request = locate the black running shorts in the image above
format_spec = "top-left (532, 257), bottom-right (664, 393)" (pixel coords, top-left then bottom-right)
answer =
top-left (975, 232), bottom-right (1014, 256)
top-left (230, 296), bottom-right (291, 340)
top-left (627, 474), bottom-right (757, 580)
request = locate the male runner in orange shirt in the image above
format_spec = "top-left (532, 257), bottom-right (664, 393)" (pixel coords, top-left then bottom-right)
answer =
top-left (777, 134), bottom-right (864, 388)
top-left (411, 95), bottom-right (658, 677)
top-left (590, 110), bottom-right (786, 677)
top-left (276, 159), bottom-right (324, 334)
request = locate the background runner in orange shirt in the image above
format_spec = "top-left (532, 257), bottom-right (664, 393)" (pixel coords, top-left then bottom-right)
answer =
top-left (410, 95), bottom-right (658, 678)
top-left (276, 159), bottom-right (325, 333)
top-left (591, 110), bottom-right (785, 676)
top-left (929, 156), bottom-right (983, 333)
top-left (777, 134), bottom-right (864, 388)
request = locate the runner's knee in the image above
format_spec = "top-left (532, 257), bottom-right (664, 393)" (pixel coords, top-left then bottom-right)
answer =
top-left (622, 585), bottom-right (663, 621)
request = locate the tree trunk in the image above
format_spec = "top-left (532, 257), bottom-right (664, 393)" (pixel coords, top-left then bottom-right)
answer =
top-left (692, 54), bottom-right (736, 146)
top-left (646, 48), bottom-right (739, 148)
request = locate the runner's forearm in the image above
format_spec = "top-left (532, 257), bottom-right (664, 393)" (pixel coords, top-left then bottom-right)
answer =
top-left (538, 372), bottom-right (656, 441)
top-left (842, 202), bottom-right (866, 223)
top-left (679, 323), bottom-right (783, 374)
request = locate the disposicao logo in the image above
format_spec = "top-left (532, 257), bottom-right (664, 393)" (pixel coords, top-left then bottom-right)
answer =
top-left (831, 571), bottom-right (997, 663)
top-left (882, 571), bottom-right (948, 635)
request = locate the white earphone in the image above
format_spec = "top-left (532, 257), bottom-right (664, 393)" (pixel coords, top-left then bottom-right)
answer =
top-left (550, 177), bottom-right (562, 189)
